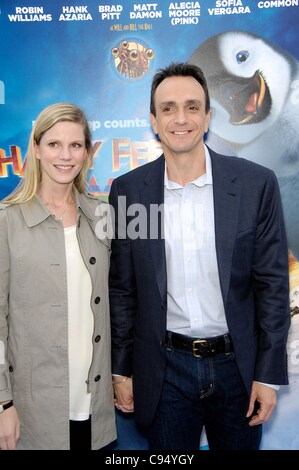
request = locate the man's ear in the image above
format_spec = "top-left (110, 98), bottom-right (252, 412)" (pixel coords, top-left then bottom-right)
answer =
top-left (205, 110), bottom-right (211, 134)
top-left (150, 112), bottom-right (158, 135)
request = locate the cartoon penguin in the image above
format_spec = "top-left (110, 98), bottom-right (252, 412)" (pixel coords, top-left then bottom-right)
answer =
top-left (189, 30), bottom-right (299, 260)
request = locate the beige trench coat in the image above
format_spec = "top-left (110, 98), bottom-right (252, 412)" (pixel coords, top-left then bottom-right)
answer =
top-left (0, 191), bottom-right (116, 449)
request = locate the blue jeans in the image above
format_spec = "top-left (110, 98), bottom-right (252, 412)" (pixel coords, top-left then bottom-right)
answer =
top-left (148, 344), bottom-right (262, 450)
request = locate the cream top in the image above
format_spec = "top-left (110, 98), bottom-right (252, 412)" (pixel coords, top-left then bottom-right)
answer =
top-left (65, 225), bottom-right (94, 421)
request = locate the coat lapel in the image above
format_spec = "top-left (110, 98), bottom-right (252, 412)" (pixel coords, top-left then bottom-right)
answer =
top-left (210, 151), bottom-right (241, 305)
top-left (140, 156), bottom-right (167, 303)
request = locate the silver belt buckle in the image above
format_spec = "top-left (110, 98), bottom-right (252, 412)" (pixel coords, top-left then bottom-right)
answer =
top-left (192, 339), bottom-right (208, 358)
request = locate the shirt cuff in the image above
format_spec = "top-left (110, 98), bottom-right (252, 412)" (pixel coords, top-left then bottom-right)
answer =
top-left (254, 381), bottom-right (280, 391)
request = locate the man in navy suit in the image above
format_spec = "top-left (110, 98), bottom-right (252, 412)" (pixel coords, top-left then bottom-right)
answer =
top-left (109, 63), bottom-right (290, 450)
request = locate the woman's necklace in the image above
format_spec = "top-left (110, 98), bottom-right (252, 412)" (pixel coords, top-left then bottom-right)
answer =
top-left (42, 198), bottom-right (74, 221)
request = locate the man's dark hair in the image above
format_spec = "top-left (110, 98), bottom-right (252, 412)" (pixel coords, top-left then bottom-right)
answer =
top-left (150, 62), bottom-right (210, 116)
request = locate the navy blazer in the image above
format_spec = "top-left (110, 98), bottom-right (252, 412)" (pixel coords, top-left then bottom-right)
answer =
top-left (109, 146), bottom-right (290, 428)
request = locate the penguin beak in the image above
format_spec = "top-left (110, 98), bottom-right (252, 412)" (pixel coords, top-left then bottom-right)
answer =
top-left (219, 71), bottom-right (271, 125)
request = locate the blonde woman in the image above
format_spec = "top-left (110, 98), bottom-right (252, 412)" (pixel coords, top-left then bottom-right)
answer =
top-left (0, 103), bottom-right (116, 450)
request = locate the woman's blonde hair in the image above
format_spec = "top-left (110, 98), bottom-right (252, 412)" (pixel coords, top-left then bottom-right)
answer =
top-left (3, 103), bottom-right (93, 204)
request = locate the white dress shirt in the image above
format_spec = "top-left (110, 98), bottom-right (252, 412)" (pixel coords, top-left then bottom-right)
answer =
top-left (164, 146), bottom-right (229, 338)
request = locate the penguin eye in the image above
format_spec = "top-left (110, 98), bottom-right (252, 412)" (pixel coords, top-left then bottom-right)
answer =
top-left (236, 50), bottom-right (249, 64)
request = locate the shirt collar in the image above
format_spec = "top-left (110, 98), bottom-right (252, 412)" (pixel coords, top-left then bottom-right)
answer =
top-left (164, 145), bottom-right (213, 189)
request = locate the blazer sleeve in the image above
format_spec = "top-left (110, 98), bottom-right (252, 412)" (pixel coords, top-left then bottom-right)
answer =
top-left (252, 170), bottom-right (290, 384)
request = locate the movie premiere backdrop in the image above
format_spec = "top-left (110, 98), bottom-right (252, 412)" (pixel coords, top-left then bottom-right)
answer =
top-left (0, 0), bottom-right (299, 450)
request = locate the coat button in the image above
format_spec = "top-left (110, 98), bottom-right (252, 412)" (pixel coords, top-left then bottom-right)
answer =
top-left (95, 297), bottom-right (101, 304)
top-left (89, 257), bottom-right (96, 265)
top-left (95, 335), bottom-right (101, 343)
top-left (9, 366), bottom-right (13, 372)
top-left (94, 375), bottom-right (101, 382)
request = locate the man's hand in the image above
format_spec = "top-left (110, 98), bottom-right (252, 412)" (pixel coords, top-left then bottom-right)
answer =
top-left (112, 376), bottom-right (134, 413)
top-left (246, 382), bottom-right (277, 426)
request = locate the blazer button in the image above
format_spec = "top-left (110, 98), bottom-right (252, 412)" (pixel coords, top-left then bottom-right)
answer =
top-left (9, 366), bottom-right (13, 372)
top-left (95, 335), bottom-right (101, 343)
top-left (95, 297), bottom-right (101, 304)
top-left (89, 257), bottom-right (96, 265)
top-left (94, 375), bottom-right (101, 382)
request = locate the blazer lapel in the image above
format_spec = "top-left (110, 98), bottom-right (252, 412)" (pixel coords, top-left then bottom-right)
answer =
top-left (211, 151), bottom-right (241, 305)
top-left (140, 156), bottom-right (167, 303)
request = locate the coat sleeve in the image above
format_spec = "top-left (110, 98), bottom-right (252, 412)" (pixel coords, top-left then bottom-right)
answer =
top-left (252, 170), bottom-right (290, 384)
top-left (0, 208), bottom-right (13, 401)
top-left (109, 179), bottom-right (136, 377)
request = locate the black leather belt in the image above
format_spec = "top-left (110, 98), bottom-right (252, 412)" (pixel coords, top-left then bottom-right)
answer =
top-left (166, 331), bottom-right (234, 358)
